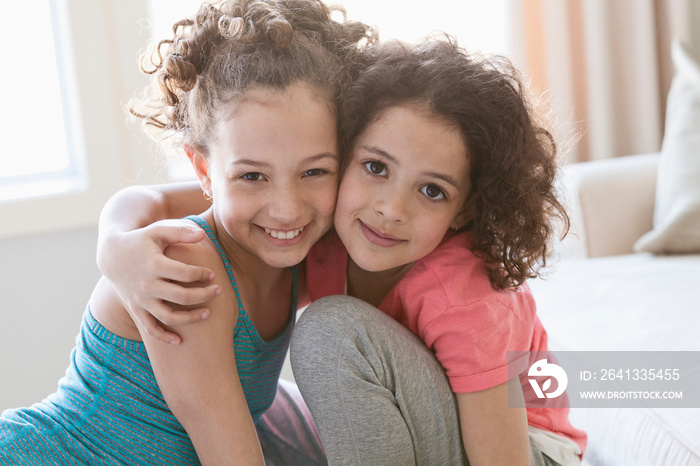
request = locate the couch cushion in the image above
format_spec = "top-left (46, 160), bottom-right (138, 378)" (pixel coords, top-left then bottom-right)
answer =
top-left (530, 254), bottom-right (700, 352)
top-left (634, 41), bottom-right (700, 254)
top-left (529, 253), bottom-right (700, 465)
top-left (567, 407), bottom-right (700, 465)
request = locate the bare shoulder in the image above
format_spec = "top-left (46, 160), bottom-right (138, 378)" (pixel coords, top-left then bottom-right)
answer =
top-left (163, 231), bottom-right (239, 326)
top-left (164, 230), bottom-right (220, 271)
top-left (89, 276), bottom-right (141, 339)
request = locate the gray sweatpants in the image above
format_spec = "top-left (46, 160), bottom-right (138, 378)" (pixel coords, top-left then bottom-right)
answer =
top-left (290, 295), bottom-right (559, 466)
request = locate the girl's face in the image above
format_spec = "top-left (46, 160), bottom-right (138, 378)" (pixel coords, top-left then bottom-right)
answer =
top-left (191, 83), bottom-right (339, 269)
top-left (334, 104), bottom-right (471, 273)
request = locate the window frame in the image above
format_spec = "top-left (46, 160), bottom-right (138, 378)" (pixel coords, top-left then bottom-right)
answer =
top-left (0, 0), bottom-right (169, 240)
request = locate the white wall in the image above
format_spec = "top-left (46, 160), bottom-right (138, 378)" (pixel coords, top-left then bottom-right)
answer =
top-left (0, 227), bottom-right (100, 410)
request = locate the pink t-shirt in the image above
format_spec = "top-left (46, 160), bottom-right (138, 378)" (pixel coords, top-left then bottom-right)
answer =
top-left (306, 230), bottom-right (587, 454)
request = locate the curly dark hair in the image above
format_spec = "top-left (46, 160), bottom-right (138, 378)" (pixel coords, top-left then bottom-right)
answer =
top-left (130, 0), bottom-right (377, 153)
top-left (339, 37), bottom-right (570, 289)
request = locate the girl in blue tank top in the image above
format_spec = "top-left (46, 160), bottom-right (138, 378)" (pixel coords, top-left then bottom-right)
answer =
top-left (0, 1), bottom-right (376, 464)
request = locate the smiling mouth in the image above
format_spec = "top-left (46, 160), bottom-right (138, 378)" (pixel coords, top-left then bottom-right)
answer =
top-left (263, 226), bottom-right (305, 240)
top-left (359, 220), bottom-right (404, 245)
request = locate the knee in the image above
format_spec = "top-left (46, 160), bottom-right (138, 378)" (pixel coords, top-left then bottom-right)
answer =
top-left (292, 296), bottom-right (360, 348)
top-left (296, 295), bottom-right (376, 336)
top-left (290, 296), bottom-right (375, 373)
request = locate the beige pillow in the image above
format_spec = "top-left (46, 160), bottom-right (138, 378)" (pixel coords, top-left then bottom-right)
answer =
top-left (634, 41), bottom-right (700, 254)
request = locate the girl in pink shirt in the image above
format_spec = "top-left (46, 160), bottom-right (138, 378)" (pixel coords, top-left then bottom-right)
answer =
top-left (98, 37), bottom-right (585, 465)
top-left (292, 38), bottom-right (586, 465)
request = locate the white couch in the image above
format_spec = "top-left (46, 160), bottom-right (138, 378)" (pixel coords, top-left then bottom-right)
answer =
top-left (529, 152), bottom-right (700, 465)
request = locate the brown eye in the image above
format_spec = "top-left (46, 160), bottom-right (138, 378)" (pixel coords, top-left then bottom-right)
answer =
top-left (242, 172), bottom-right (265, 181)
top-left (303, 168), bottom-right (326, 177)
top-left (364, 161), bottom-right (387, 176)
top-left (421, 184), bottom-right (446, 200)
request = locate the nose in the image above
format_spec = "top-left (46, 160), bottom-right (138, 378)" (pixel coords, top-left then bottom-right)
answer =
top-left (269, 181), bottom-right (305, 224)
top-left (374, 189), bottom-right (409, 223)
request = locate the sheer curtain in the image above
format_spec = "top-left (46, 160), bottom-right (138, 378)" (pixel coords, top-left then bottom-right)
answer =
top-left (507, 0), bottom-right (700, 163)
top-left (335, 0), bottom-right (509, 54)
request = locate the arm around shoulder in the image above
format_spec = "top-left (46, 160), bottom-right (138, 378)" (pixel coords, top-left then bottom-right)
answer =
top-left (97, 182), bottom-right (221, 343)
top-left (98, 181), bottom-right (206, 236)
top-left (97, 182), bottom-right (204, 280)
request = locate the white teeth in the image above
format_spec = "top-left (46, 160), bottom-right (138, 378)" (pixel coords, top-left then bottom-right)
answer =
top-left (263, 226), bottom-right (304, 240)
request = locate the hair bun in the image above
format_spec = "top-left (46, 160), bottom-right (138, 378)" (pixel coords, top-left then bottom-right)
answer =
top-left (218, 15), bottom-right (245, 39)
top-left (163, 52), bottom-right (198, 94)
top-left (264, 16), bottom-right (293, 47)
top-left (218, 7), bottom-right (293, 47)
top-left (130, 0), bottom-right (377, 153)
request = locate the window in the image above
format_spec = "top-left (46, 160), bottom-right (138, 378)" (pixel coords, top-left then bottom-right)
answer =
top-left (148, 0), bottom-right (203, 38)
top-left (0, 0), bottom-right (84, 202)
top-left (337, 0), bottom-right (510, 55)
top-left (0, 0), bottom-right (172, 239)
top-left (147, 0), bottom-right (205, 181)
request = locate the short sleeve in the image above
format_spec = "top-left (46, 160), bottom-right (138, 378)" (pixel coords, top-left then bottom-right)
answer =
top-left (421, 299), bottom-right (534, 393)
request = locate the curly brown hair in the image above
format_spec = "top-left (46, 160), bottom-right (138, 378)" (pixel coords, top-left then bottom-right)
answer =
top-left (339, 37), bottom-right (570, 289)
top-left (130, 0), bottom-right (377, 154)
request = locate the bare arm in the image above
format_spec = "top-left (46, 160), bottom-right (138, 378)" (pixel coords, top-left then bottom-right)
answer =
top-left (98, 181), bottom-right (201, 231)
top-left (456, 378), bottom-right (531, 466)
top-left (135, 237), bottom-right (263, 465)
top-left (97, 181), bottom-right (219, 344)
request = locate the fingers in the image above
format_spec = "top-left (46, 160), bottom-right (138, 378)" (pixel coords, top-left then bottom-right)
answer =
top-left (153, 223), bottom-right (207, 249)
top-left (164, 307), bottom-right (212, 326)
top-left (139, 296), bottom-right (211, 327)
top-left (135, 308), bottom-right (184, 346)
top-left (162, 257), bottom-right (216, 284)
top-left (146, 223), bottom-right (215, 284)
top-left (145, 277), bottom-right (220, 307)
top-left (135, 301), bottom-right (213, 344)
top-left (167, 282), bottom-right (221, 306)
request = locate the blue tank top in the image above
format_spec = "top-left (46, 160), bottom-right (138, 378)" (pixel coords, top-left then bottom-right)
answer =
top-left (185, 215), bottom-right (297, 418)
top-left (0, 216), bottom-right (297, 465)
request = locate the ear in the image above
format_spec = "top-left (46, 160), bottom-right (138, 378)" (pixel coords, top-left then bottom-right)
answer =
top-left (185, 143), bottom-right (211, 195)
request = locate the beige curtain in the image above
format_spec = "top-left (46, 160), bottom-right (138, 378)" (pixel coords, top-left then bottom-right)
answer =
top-left (506, 0), bottom-right (700, 163)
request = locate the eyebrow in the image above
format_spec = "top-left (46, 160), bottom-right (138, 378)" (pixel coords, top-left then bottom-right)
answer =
top-left (231, 152), bottom-right (339, 168)
top-left (360, 145), bottom-right (462, 189)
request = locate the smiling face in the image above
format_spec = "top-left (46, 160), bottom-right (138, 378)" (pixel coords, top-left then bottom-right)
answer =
top-left (334, 104), bottom-right (471, 274)
top-left (190, 82), bottom-right (339, 270)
